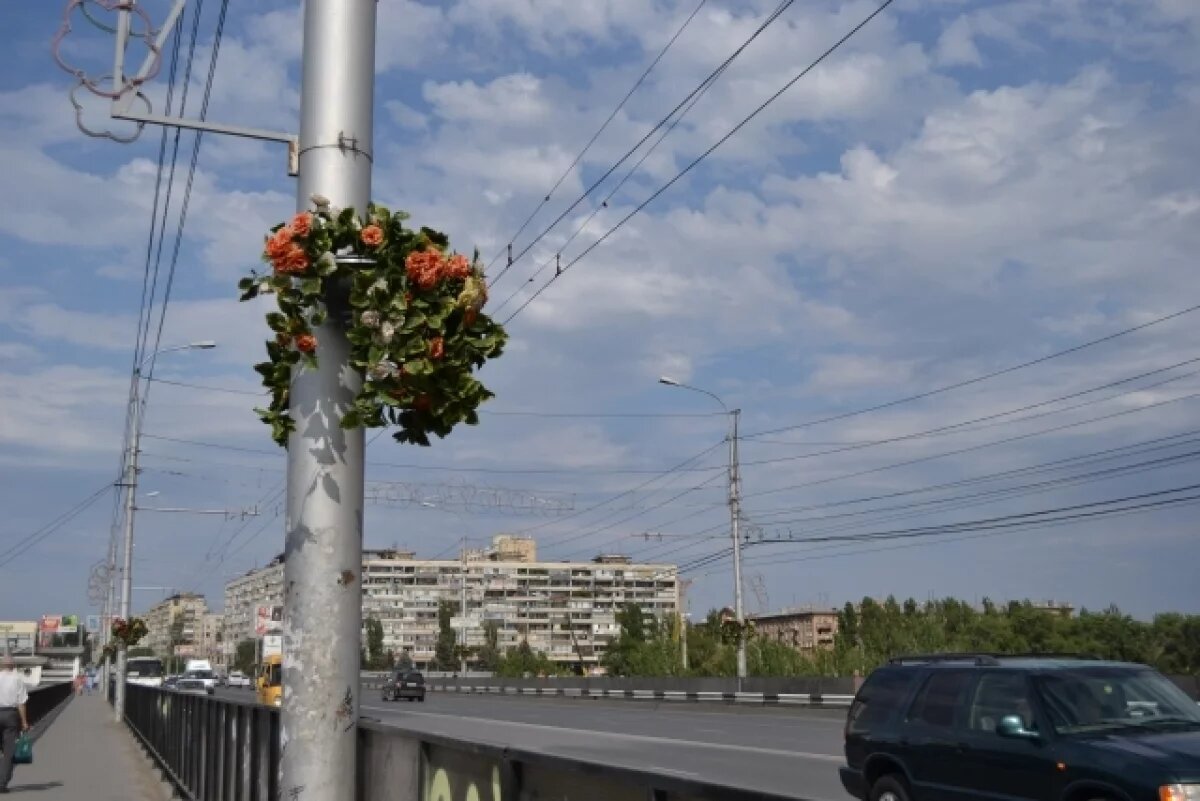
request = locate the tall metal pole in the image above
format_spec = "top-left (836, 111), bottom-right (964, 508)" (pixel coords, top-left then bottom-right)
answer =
top-left (729, 409), bottom-right (747, 681)
top-left (113, 391), bottom-right (141, 721)
top-left (281, 2), bottom-right (375, 799)
top-left (459, 537), bottom-right (467, 674)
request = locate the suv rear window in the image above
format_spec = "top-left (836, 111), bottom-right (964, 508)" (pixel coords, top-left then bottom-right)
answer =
top-left (848, 668), bottom-right (918, 734)
top-left (908, 671), bottom-right (973, 728)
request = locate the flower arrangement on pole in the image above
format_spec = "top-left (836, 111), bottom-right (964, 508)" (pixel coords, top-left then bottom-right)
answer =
top-left (239, 196), bottom-right (507, 447)
top-left (99, 616), bottom-right (149, 663)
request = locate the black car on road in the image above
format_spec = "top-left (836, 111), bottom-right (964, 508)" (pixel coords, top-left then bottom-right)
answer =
top-left (840, 653), bottom-right (1200, 801)
top-left (381, 669), bottom-right (425, 702)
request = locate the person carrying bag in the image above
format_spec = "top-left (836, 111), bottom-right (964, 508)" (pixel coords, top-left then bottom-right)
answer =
top-left (0, 656), bottom-right (31, 794)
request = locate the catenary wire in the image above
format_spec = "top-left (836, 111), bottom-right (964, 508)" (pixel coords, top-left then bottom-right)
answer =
top-left (503, 0), bottom-right (895, 324)
top-left (486, 0), bottom-right (709, 283)
top-left (491, 0), bottom-right (795, 291)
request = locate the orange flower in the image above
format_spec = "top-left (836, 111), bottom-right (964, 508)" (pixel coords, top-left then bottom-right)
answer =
top-left (405, 249), bottom-right (443, 290)
top-left (464, 309), bottom-right (478, 327)
top-left (361, 224), bottom-right (384, 248)
top-left (445, 253), bottom-right (471, 280)
top-left (291, 212), bottom-right (313, 238)
top-left (296, 334), bottom-right (318, 354)
top-left (265, 226), bottom-right (293, 260)
top-left (281, 246), bottom-right (309, 274)
top-left (429, 337), bottom-right (445, 360)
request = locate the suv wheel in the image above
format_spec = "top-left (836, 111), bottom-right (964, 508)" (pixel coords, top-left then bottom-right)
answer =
top-left (870, 775), bottom-right (911, 801)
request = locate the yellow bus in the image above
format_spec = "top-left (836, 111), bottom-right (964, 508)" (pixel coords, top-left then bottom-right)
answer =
top-left (256, 652), bottom-right (282, 707)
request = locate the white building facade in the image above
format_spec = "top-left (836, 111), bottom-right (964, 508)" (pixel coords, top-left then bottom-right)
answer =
top-left (221, 539), bottom-right (679, 669)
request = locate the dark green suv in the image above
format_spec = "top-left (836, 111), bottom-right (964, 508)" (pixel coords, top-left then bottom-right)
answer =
top-left (839, 654), bottom-right (1200, 801)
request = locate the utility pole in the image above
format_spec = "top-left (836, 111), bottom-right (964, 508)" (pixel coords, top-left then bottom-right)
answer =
top-left (678, 578), bottom-right (692, 673)
top-left (281, 3), bottom-right (375, 800)
top-left (729, 409), bottom-right (747, 682)
top-left (657, 377), bottom-right (747, 682)
top-left (459, 537), bottom-right (467, 674)
top-left (112, 390), bottom-right (141, 722)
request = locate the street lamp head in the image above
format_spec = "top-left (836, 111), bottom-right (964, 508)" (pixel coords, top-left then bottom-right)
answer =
top-left (190, 340), bottom-right (218, 350)
top-left (658, 376), bottom-right (680, 387)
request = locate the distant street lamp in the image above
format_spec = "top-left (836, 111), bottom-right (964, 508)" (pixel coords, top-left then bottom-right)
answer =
top-left (112, 341), bottom-right (216, 721)
top-left (658, 376), bottom-right (747, 681)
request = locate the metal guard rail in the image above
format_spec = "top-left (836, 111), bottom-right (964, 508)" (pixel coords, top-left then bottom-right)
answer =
top-left (123, 684), bottom-right (812, 801)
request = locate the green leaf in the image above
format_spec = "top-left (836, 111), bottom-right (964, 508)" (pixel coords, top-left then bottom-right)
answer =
top-left (419, 227), bottom-right (450, 249)
top-left (266, 312), bottom-right (288, 333)
top-left (300, 277), bottom-right (322, 296)
top-left (338, 207), bottom-right (356, 226)
top-left (340, 409), bottom-right (362, 429)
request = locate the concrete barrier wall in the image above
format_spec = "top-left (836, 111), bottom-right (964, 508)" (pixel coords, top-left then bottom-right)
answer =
top-left (122, 685), bottom-right (812, 801)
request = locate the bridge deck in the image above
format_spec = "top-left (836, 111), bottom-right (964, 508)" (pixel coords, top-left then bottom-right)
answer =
top-left (12, 694), bottom-right (166, 800)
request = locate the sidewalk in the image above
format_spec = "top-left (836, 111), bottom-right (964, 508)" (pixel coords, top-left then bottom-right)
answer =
top-left (6, 695), bottom-right (167, 800)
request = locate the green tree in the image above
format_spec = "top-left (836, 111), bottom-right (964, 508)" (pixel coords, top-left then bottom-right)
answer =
top-left (476, 620), bottom-right (501, 672)
top-left (364, 616), bottom-right (385, 670)
top-left (432, 600), bottom-right (459, 671)
top-left (234, 639), bottom-right (257, 674)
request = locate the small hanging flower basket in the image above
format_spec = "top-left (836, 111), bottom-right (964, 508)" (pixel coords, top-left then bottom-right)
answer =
top-left (239, 198), bottom-right (507, 447)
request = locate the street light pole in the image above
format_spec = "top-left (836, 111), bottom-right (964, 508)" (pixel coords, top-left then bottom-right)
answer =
top-left (113, 341), bottom-right (216, 722)
top-left (658, 377), bottom-right (747, 681)
top-left (282, 3), bottom-right (375, 800)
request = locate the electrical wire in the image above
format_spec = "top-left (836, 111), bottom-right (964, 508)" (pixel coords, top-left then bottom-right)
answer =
top-left (741, 429), bottom-right (1200, 521)
top-left (503, 0), bottom-right (895, 324)
top-left (744, 389), bottom-right (1200, 501)
top-left (491, 0), bottom-right (796, 292)
top-left (491, 4), bottom-right (742, 315)
top-left (487, 0), bottom-right (709, 284)
top-left (735, 358), bottom-right (1200, 468)
top-left (140, 432), bottom-right (727, 476)
top-left (740, 304), bottom-right (1200, 441)
top-left (1, 483), bottom-right (114, 569)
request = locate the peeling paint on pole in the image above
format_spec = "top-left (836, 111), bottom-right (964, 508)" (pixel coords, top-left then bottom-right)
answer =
top-left (281, 1), bottom-right (376, 799)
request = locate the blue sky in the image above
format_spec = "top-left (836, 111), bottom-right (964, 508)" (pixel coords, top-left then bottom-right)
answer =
top-left (2, 0), bottom-right (1198, 624)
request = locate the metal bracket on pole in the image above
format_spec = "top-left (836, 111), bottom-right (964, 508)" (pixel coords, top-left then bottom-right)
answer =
top-left (111, 107), bottom-right (300, 176)
top-left (106, 0), bottom-right (298, 175)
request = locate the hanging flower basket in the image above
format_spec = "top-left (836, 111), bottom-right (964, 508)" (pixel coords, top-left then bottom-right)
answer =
top-left (111, 617), bottom-right (148, 647)
top-left (239, 198), bottom-right (507, 447)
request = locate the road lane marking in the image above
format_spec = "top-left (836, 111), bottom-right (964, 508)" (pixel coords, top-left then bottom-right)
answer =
top-left (361, 704), bottom-right (843, 763)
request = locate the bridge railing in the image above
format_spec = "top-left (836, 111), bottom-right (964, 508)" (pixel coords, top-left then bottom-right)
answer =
top-left (27, 682), bottom-right (73, 728)
top-left (122, 685), bottom-right (810, 801)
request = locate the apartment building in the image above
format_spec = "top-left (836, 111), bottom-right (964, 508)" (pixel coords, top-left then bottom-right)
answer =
top-left (141, 593), bottom-right (209, 658)
top-left (222, 536), bottom-right (679, 668)
top-left (750, 607), bottom-right (839, 652)
top-left (221, 555), bottom-right (285, 664)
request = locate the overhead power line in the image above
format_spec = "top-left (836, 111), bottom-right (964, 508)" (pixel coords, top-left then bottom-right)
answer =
top-left (742, 429), bottom-right (1200, 520)
top-left (503, 0), bottom-right (895, 324)
top-left (140, 432), bottom-right (727, 476)
top-left (487, 0), bottom-right (709, 284)
top-left (1, 483), bottom-right (114, 569)
top-left (736, 358), bottom-right (1200, 468)
top-left (491, 0), bottom-right (796, 293)
top-left (744, 389), bottom-right (1200, 501)
top-left (740, 303), bottom-right (1200, 440)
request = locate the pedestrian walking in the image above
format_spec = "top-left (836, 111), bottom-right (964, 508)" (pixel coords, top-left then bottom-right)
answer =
top-left (0, 656), bottom-right (31, 794)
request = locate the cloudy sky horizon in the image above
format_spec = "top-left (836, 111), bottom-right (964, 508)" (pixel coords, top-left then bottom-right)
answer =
top-left (2, 0), bottom-right (1198, 625)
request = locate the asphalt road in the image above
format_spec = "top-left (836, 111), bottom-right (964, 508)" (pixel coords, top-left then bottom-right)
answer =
top-left (216, 686), bottom-right (850, 799)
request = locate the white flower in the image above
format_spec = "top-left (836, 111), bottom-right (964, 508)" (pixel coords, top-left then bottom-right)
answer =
top-left (380, 321), bottom-right (395, 344)
top-left (369, 278), bottom-right (388, 295)
top-left (369, 360), bottom-right (399, 381)
top-left (317, 252), bottom-right (336, 272)
top-left (310, 193), bottom-right (331, 210)
top-left (360, 310), bottom-right (381, 328)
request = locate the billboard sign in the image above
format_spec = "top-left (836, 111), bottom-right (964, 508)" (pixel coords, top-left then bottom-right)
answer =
top-left (57, 614), bottom-right (79, 635)
top-left (255, 606), bottom-right (283, 636)
top-left (174, 644), bottom-right (197, 657)
top-left (261, 634), bottom-right (282, 658)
